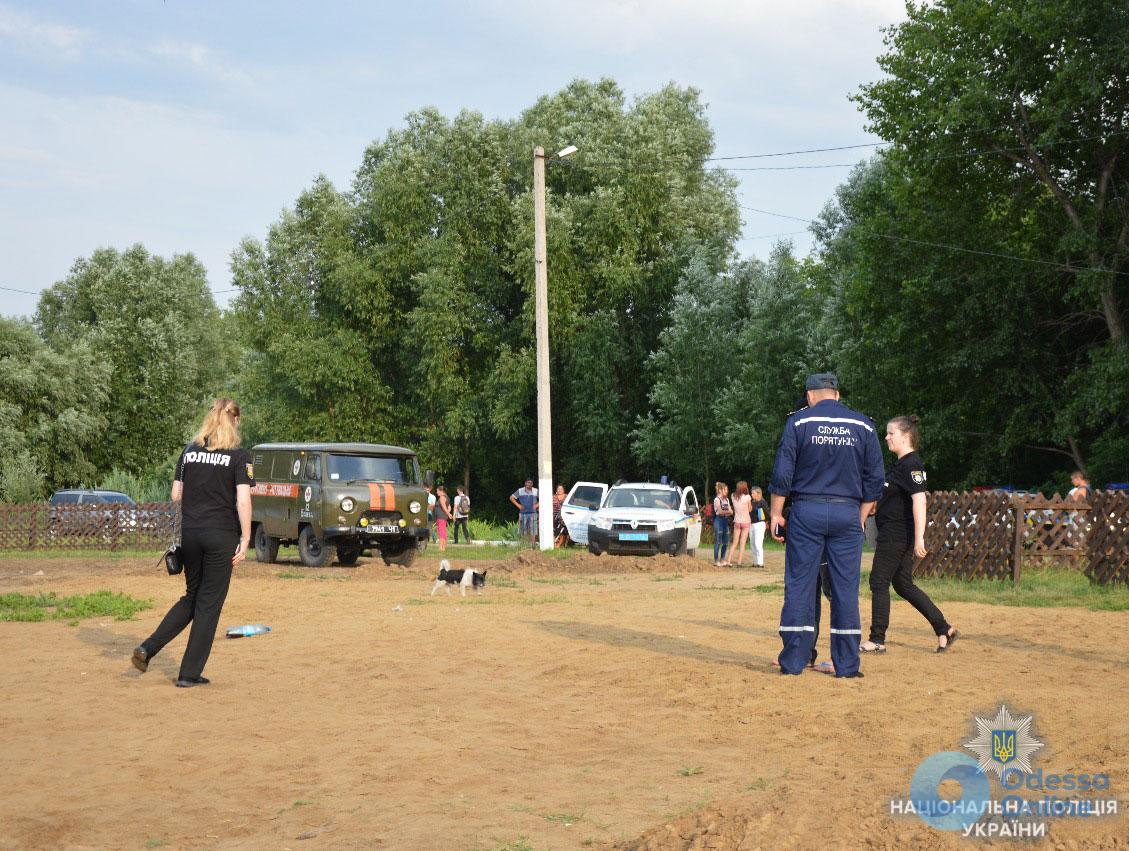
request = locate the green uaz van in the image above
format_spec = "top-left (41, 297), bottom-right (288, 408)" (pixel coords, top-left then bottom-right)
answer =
top-left (250, 442), bottom-right (428, 567)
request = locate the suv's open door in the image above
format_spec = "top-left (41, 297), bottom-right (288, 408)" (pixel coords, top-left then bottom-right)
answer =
top-left (680, 487), bottom-right (703, 551)
top-left (560, 481), bottom-right (608, 545)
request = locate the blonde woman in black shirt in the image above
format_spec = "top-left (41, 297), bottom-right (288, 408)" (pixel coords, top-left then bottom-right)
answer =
top-left (860, 415), bottom-right (959, 654)
top-left (131, 399), bottom-right (254, 687)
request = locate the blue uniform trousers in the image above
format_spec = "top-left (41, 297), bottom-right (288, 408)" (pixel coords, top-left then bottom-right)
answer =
top-left (779, 499), bottom-right (863, 676)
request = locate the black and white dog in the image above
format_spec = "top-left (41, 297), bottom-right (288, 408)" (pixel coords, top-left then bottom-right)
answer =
top-left (430, 559), bottom-right (488, 597)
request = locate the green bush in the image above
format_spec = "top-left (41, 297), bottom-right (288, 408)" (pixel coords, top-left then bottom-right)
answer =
top-left (0, 450), bottom-right (46, 503)
top-left (98, 468), bottom-right (171, 503)
top-left (466, 518), bottom-right (520, 541)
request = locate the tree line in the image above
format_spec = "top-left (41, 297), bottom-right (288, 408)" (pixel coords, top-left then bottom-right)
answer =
top-left (3, 1), bottom-right (1126, 513)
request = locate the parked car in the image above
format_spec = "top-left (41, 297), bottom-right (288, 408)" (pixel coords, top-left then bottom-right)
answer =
top-left (584, 481), bottom-right (703, 557)
top-left (48, 489), bottom-right (141, 538)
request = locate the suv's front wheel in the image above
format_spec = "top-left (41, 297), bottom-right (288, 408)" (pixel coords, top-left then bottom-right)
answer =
top-left (298, 526), bottom-right (330, 567)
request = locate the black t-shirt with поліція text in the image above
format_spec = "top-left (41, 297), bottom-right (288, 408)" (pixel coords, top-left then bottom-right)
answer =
top-left (874, 450), bottom-right (927, 535)
top-left (175, 443), bottom-right (255, 533)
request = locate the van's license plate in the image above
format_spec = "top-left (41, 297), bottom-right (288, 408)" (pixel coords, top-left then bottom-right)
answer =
top-left (365, 525), bottom-right (399, 534)
top-left (618, 532), bottom-right (648, 541)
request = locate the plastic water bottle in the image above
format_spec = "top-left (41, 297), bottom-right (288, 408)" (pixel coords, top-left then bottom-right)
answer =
top-left (225, 624), bottom-right (271, 638)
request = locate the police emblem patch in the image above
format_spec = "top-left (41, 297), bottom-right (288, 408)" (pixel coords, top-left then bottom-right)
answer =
top-left (964, 704), bottom-right (1043, 779)
top-left (911, 470), bottom-right (926, 485)
top-left (246, 463), bottom-right (254, 479)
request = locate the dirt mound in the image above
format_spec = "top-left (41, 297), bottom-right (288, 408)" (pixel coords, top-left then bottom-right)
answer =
top-left (611, 798), bottom-right (768, 850)
top-left (495, 549), bottom-right (723, 575)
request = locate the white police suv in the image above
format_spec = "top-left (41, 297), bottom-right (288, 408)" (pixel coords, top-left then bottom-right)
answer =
top-left (582, 481), bottom-right (702, 557)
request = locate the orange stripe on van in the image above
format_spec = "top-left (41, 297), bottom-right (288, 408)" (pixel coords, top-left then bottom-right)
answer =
top-left (368, 483), bottom-right (383, 510)
top-left (382, 483), bottom-right (394, 509)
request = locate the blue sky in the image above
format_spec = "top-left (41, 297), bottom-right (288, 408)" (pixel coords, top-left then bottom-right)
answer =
top-left (0, 0), bottom-right (906, 317)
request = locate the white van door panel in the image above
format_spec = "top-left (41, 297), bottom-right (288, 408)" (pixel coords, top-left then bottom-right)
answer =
top-left (681, 487), bottom-right (703, 550)
top-left (561, 481), bottom-right (608, 545)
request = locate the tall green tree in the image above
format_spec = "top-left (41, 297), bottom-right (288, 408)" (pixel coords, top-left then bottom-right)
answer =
top-left (852, 0), bottom-right (1129, 481)
top-left (34, 245), bottom-right (234, 476)
top-left (0, 317), bottom-right (109, 497)
top-left (233, 79), bottom-right (741, 514)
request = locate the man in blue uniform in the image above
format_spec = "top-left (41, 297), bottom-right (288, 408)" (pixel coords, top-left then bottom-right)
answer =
top-left (769, 373), bottom-right (885, 678)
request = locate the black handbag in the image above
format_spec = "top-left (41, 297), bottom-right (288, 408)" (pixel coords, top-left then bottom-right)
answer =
top-left (157, 545), bottom-right (183, 575)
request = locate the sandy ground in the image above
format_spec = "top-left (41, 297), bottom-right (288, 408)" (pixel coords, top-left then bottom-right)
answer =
top-left (1, 547), bottom-right (1127, 850)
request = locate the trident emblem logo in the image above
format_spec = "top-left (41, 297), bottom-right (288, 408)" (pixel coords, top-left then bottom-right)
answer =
top-left (965, 705), bottom-right (1043, 779)
top-left (992, 730), bottom-right (1016, 763)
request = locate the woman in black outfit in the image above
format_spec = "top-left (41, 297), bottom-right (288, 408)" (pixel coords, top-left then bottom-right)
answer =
top-left (131, 398), bottom-right (254, 687)
top-left (860, 415), bottom-right (960, 654)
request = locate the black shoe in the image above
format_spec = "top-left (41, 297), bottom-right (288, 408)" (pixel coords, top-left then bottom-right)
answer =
top-left (837, 671), bottom-right (865, 679)
top-left (175, 676), bottom-right (210, 687)
top-left (936, 628), bottom-right (961, 653)
top-left (131, 646), bottom-right (149, 673)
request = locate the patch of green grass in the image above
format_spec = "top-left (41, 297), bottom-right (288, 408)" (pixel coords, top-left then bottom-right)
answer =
top-left (676, 765), bottom-right (703, 776)
top-left (403, 598), bottom-right (434, 605)
top-left (866, 567), bottom-right (1129, 611)
top-left (544, 811), bottom-right (583, 824)
top-left (274, 800), bottom-right (314, 816)
top-left (0, 548), bottom-right (163, 560)
top-left (145, 840), bottom-right (166, 849)
top-left (472, 838), bottom-right (536, 851)
top-left (490, 576), bottom-right (522, 588)
top-left (654, 573), bottom-right (683, 582)
top-left (529, 576), bottom-right (574, 585)
top-left (752, 583), bottom-right (784, 594)
top-left (746, 777), bottom-right (771, 791)
top-left (0, 590), bottom-right (151, 623)
top-left (663, 787), bottom-right (714, 820)
top-left (429, 544), bottom-right (521, 560)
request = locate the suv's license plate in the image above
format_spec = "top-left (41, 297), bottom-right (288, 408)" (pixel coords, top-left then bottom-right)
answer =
top-left (365, 525), bottom-right (399, 534)
top-left (618, 532), bottom-right (649, 541)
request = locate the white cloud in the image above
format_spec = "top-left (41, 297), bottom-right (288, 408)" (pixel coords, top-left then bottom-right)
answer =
top-left (0, 3), bottom-right (88, 59)
top-left (478, 0), bottom-right (904, 54)
top-left (148, 39), bottom-right (267, 91)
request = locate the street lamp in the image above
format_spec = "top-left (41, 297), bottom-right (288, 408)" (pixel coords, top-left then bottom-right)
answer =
top-left (532, 143), bottom-right (578, 550)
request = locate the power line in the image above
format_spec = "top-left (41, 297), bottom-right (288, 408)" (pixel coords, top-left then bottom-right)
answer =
top-left (738, 205), bottom-right (1129, 277)
top-left (1, 283), bottom-right (240, 298)
top-left (569, 127), bottom-right (1129, 175)
top-left (706, 143), bottom-right (881, 161)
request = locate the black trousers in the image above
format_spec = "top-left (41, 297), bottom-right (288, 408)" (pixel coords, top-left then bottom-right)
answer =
top-left (452, 517), bottom-right (471, 543)
top-left (142, 528), bottom-right (236, 680)
top-left (868, 531), bottom-right (950, 644)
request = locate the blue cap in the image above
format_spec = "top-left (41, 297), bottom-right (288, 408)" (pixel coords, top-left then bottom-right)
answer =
top-left (804, 372), bottom-right (839, 391)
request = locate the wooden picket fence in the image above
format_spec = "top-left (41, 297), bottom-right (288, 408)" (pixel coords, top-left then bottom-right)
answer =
top-left (918, 490), bottom-right (1129, 586)
top-left (0, 502), bottom-right (177, 551)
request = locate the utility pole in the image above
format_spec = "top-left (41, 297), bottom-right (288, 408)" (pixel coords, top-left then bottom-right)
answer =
top-left (533, 145), bottom-right (554, 550)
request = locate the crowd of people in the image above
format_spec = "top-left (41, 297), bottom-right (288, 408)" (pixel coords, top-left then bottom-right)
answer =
top-left (708, 481), bottom-right (770, 567)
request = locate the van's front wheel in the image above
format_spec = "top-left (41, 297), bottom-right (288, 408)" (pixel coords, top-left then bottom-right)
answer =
top-left (381, 540), bottom-right (418, 567)
top-left (298, 526), bottom-right (330, 567)
top-left (336, 542), bottom-right (363, 566)
top-left (254, 524), bottom-right (280, 563)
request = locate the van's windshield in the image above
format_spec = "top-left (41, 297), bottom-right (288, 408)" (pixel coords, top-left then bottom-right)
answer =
top-left (326, 454), bottom-right (419, 485)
